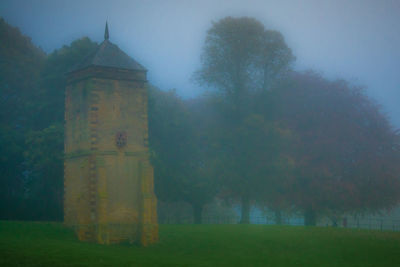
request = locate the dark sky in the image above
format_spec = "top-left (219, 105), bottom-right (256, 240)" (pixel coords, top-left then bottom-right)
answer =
top-left (1, 0), bottom-right (399, 127)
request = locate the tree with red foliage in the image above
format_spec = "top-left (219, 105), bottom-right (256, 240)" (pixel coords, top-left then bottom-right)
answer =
top-left (275, 71), bottom-right (400, 225)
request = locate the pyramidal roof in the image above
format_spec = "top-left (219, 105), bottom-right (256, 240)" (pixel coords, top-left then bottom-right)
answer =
top-left (71, 22), bottom-right (146, 72)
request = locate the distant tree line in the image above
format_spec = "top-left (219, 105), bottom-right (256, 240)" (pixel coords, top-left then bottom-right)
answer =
top-left (1, 17), bottom-right (399, 225)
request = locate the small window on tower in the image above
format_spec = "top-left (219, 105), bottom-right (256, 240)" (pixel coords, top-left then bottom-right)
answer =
top-left (115, 132), bottom-right (127, 148)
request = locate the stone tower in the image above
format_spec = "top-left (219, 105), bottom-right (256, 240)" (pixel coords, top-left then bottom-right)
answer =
top-left (64, 23), bottom-right (158, 245)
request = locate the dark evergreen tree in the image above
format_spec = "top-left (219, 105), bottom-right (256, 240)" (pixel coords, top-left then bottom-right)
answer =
top-left (148, 86), bottom-right (219, 224)
top-left (0, 18), bottom-right (45, 219)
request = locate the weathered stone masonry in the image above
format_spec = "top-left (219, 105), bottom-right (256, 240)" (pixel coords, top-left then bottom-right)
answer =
top-left (63, 26), bottom-right (158, 245)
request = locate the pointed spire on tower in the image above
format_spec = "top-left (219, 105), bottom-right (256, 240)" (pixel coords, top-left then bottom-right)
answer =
top-left (104, 21), bottom-right (109, 40)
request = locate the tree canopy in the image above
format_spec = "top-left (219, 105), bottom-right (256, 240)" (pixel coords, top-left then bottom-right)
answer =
top-left (195, 16), bottom-right (295, 223)
top-left (275, 71), bottom-right (400, 225)
top-left (148, 87), bottom-right (219, 223)
top-left (195, 16), bottom-right (294, 106)
top-left (0, 18), bottom-right (45, 219)
top-left (0, 18), bottom-right (98, 220)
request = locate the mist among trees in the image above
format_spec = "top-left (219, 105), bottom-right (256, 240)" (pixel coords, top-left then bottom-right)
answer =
top-left (1, 16), bottom-right (399, 225)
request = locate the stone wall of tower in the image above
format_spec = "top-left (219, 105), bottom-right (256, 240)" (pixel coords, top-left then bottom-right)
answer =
top-left (64, 68), bottom-right (158, 245)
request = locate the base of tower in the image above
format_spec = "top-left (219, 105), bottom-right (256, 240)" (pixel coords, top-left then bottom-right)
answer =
top-left (65, 223), bottom-right (158, 246)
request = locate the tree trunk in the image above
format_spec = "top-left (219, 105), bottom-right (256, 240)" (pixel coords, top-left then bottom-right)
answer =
top-left (304, 207), bottom-right (316, 226)
top-left (275, 209), bottom-right (282, 225)
top-left (193, 204), bottom-right (203, 224)
top-left (240, 196), bottom-right (250, 224)
top-left (331, 215), bottom-right (338, 227)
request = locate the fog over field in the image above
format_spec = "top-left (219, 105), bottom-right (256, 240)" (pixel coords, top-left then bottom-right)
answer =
top-left (1, 0), bottom-right (399, 127)
top-left (2, 2), bottom-right (400, 263)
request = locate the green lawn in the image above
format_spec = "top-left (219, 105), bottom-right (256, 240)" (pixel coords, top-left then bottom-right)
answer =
top-left (1, 221), bottom-right (400, 266)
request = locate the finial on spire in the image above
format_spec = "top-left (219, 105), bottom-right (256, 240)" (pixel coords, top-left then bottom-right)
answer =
top-left (104, 21), bottom-right (109, 40)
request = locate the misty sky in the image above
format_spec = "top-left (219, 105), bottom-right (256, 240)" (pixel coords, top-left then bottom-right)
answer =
top-left (1, 0), bottom-right (399, 127)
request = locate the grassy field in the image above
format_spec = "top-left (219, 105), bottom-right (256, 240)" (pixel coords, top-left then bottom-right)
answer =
top-left (1, 221), bottom-right (400, 266)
